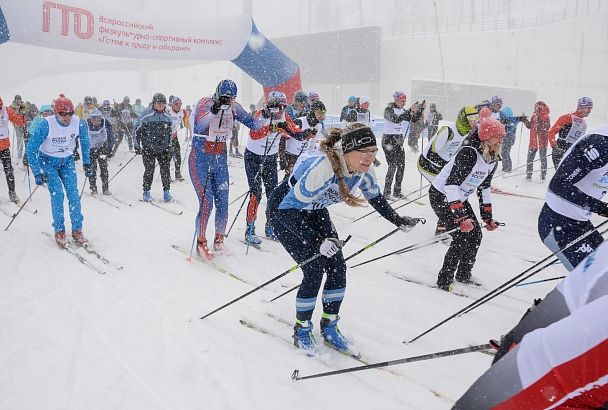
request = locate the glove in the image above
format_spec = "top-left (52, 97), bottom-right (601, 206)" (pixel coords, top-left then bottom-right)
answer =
top-left (276, 122), bottom-right (288, 130)
top-left (449, 200), bottom-right (475, 233)
top-left (484, 219), bottom-right (499, 231)
top-left (261, 108), bottom-right (271, 118)
top-left (84, 164), bottom-right (94, 178)
top-left (34, 173), bottom-right (47, 186)
top-left (319, 238), bottom-right (342, 258)
top-left (397, 216), bottom-right (422, 232)
top-left (210, 99), bottom-right (223, 115)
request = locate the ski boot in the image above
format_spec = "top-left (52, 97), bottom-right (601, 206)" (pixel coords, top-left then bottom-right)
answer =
top-left (143, 190), bottom-right (153, 202)
top-left (293, 320), bottom-right (320, 356)
top-left (90, 186), bottom-right (98, 195)
top-left (54, 231), bottom-right (68, 248)
top-left (265, 223), bottom-right (278, 241)
top-left (163, 190), bottom-right (174, 203)
top-left (175, 172), bottom-right (185, 182)
top-left (392, 191), bottom-right (407, 200)
top-left (8, 190), bottom-right (19, 203)
top-left (196, 238), bottom-right (213, 260)
top-left (213, 233), bottom-right (224, 253)
top-left (234, 149), bottom-right (243, 158)
top-left (245, 223), bottom-right (262, 246)
top-left (102, 188), bottom-right (111, 196)
top-left (72, 230), bottom-right (89, 247)
top-left (437, 269), bottom-right (454, 292)
top-left (320, 316), bottom-right (354, 354)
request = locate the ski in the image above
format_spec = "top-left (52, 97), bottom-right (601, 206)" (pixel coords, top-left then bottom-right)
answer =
top-left (90, 194), bottom-right (120, 209)
top-left (385, 271), bottom-right (473, 299)
top-left (265, 312), bottom-right (363, 360)
top-left (240, 240), bottom-right (271, 252)
top-left (110, 195), bottom-right (133, 207)
top-left (240, 315), bottom-right (443, 396)
top-left (78, 245), bottom-right (124, 270)
top-left (42, 232), bottom-right (106, 274)
top-left (171, 244), bottom-right (251, 284)
top-left (140, 200), bottom-right (183, 215)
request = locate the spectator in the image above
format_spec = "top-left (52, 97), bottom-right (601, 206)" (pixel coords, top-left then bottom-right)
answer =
top-left (521, 101), bottom-right (551, 180)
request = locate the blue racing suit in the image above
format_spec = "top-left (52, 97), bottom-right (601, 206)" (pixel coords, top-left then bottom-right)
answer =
top-left (26, 115), bottom-right (91, 232)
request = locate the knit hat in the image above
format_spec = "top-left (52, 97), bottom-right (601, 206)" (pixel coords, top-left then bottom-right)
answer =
top-left (491, 95), bottom-right (502, 105)
top-left (294, 91), bottom-right (307, 103)
top-left (54, 94), bottom-right (74, 114)
top-left (577, 97), bottom-right (593, 109)
top-left (479, 106), bottom-right (492, 120)
top-left (39, 104), bottom-right (53, 114)
top-left (308, 91), bottom-right (320, 101)
top-left (478, 117), bottom-right (506, 141)
top-left (311, 100), bottom-right (326, 113)
top-left (359, 96), bottom-right (370, 105)
top-left (89, 109), bottom-right (103, 118)
top-left (348, 96), bottom-right (357, 103)
top-left (393, 91), bottom-right (406, 101)
top-left (341, 125), bottom-right (377, 154)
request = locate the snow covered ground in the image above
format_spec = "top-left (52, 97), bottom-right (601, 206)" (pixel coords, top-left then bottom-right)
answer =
top-left (1, 126), bottom-right (597, 409)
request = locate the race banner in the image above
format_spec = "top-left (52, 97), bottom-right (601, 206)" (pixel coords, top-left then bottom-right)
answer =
top-left (0, 1), bottom-right (302, 99)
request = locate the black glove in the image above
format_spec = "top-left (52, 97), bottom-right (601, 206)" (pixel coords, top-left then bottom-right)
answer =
top-left (397, 216), bottom-right (424, 232)
top-left (261, 108), bottom-right (271, 118)
top-left (276, 122), bottom-right (288, 130)
top-left (84, 164), bottom-right (95, 178)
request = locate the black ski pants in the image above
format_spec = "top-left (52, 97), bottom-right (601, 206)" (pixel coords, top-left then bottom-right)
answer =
top-left (381, 134), bottom-right (405, 195)
top-left (142, 149), bottom-right (171, 192)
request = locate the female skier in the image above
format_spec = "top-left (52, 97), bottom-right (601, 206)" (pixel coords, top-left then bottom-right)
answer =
top-left (267, 123), bottom-right (421, 355)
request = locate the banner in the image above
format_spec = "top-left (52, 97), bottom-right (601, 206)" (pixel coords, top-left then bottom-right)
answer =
top-left (0, 1), bottom-right (302, 99)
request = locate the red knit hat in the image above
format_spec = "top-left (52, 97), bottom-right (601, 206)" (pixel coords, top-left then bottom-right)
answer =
top-left (479, 117), bottom-right (506, 141)
top-left (54, 94), bottom-right (74, 114)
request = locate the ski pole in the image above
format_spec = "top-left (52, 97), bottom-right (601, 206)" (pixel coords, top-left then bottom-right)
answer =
top-left (109, 153), bottom-right (137, 182)
top-left (79, 176), bottom-right (88, 199)
top-left (268, 221), bottom-right (426, 303)
top-left (225, 191), bottom-right (249, 238)
top-left (515, 275), bottom-right (566, 287)
top-left (350, 227), bottom-right (459, 269)
top-left (4, 185), bottom-right (39, 231)
top-left (229, 189), bottom-right (249, 206)
top-left (199, 235), bottom-right (351, 320)
top-left (353, 189), bottom-right (429, 223)
top-left (405, 220), bottom-right (608, 344)
top-left (292, 343), bottom-right (492, 381)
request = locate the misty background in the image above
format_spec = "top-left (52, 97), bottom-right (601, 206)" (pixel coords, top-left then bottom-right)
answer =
top-left (1, 0), bottom-right (606, 124)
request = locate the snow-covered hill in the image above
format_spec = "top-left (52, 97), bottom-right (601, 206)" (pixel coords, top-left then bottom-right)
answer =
top-left (1, 128), bottom-right (590, 409)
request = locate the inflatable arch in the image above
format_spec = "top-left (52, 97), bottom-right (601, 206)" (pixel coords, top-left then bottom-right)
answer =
top-left (0, 1), bottom-right (301, 100)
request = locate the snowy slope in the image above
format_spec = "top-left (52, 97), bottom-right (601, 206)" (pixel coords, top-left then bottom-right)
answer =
top-left (0, 127), bottom-right (595, 409)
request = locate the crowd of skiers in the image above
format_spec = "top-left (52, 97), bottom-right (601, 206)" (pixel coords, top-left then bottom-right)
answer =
top-left (1, 82), bottom-right (607, 406)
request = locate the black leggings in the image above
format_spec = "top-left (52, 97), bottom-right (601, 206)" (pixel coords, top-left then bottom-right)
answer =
top-left (429, 186), bottom-right (483, 286)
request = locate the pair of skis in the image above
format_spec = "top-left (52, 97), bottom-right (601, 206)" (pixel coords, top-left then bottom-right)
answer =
top-left (42, 232), bottom-right (123, 275)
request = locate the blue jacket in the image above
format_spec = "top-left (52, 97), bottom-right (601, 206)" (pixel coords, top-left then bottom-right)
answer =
top-left (26, 115), bottom-right (91, 176)
top-left (499, 107), bottom-right (521, 145)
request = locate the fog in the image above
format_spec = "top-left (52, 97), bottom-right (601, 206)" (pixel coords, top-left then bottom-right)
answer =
top-left (1, 0), bottom-right (607, 124)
